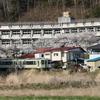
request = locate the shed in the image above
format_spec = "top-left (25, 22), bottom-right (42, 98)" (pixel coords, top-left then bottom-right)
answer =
top-left (86, 57), bottom-right (100, 71)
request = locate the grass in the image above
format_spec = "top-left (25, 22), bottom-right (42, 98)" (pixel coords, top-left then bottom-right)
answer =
top-left (0, 80), bottom-right (97, 90)
top-left (0, 96), bottom-right (100, 100)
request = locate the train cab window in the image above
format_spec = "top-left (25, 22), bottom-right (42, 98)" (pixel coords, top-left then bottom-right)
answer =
top-left (26, 61), bottom-right (33, 65)
top-left (0, 61), bottom-right (12, 65)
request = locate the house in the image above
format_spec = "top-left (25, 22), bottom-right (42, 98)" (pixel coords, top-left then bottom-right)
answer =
top-left (85, 57), bottom-right (100, 72)
top-left (34, 46), bottom-right (85, 68)
top-left (87, 44), bottom-right (100, 59)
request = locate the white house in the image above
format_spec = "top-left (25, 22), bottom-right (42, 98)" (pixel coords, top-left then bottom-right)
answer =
top-left (34, 46), bottom-right (85, 68)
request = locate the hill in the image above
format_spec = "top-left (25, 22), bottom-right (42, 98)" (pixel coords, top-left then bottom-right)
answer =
top-left (0, 0), bottom-right (100, 22)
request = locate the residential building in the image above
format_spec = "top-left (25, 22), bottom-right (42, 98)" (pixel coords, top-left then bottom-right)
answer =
top-left (87, 44), bottom-right (100, 59)
top-left (34, 46), bottom-right (85, 68)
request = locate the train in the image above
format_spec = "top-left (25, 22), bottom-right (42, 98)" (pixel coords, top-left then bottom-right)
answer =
top-left (0, 58), bottom-right (51, 69)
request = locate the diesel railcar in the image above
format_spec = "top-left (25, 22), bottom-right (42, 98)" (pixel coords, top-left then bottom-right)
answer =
top-left (0, 58), bottom-right (51, 69)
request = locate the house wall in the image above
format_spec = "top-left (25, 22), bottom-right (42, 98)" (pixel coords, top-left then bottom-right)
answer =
top-left (44, 52), bottom-right (51, 60)
top-left (51, 51), bottom-right (62, 61)
top-left (86, 61), bottom-right (100, 72)
top-left (35, 53), bottom-right (43, 58)
top-left (62, 52), bottom-right (67, 62)
top-left (85, 61), bottom-right (95, 72)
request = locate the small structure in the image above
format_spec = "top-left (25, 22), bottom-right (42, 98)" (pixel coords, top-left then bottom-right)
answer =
top-left (85, 57), bottom-right (100, 72)
top-left (87, 44), bottom-right (100, 59)
top-left (58, 11), bottom-right (74, 23)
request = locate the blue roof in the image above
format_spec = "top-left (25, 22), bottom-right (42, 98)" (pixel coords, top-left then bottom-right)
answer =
top-left (87, 57), bottom-right (100, 62)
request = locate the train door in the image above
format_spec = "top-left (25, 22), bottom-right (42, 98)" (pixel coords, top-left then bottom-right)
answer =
top-left (13, 60), bottom-right (23, 69)
top-left (47, 60), bottom-right (52, 68)
top-left (37, 60), bottom-right (40, 68)
top-left (18, 60), bottom-right (23, 69)
top-left (41, 59), bottom-right (45, 68)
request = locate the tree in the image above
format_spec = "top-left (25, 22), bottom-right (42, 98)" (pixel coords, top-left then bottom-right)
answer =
top-left (92, 6), bottom-right (100, 18)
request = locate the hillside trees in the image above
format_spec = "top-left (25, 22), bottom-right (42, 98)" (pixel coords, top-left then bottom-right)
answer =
top-left (0, 0), bottom-right (100, 21)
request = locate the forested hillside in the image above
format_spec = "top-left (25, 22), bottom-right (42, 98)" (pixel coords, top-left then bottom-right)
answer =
top-left (0, 0), bottom-right (100, 22)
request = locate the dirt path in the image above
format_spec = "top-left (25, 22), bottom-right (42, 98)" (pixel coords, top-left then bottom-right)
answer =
top-left (0, 87), bottom-right (100, 97)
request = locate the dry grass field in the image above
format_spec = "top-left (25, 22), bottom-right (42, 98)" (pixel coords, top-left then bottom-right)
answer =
top-left (0, 69), bottom-right (100, 96)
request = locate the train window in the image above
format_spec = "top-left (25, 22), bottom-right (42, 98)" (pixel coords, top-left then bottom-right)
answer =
top-left (0, 61), bottom-right (12, 65)
top-left (41, 60), bottom-right (45, 65)
top-left (25, 61), bottom-right (33, 65)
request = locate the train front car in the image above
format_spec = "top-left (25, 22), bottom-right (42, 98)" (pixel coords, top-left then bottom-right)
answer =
top-left (37, 58), bottom-right (52, 69)
top-left (18, 58), bottom-right (52, 69)
top-left (0, 58), bottom-right (52, 70)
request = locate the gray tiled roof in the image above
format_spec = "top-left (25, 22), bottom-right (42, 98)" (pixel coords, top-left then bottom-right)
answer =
top-left (87, 44), bottom-right (100, 50)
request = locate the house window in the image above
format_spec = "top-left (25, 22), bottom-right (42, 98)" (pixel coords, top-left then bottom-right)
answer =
top-left (54, 29), bottom-right (60, 34)
top-left (33, 30), bottom-right (41, 34)
top-left (23, 30), bottom-right (31, 34)
top-left (54, 53), bottom-right (58, 56)
top-left (12, 30), bottom-right (20, 35)
top-left (44, 30), bottom-right (52, 34)
top-left (64, 29), bottom-right (70, 33)
top-left (41, 54), bottom-right (44, 57)
top-left (87, 27), bottom-right (94, 32)
top-left (71, 28), bottom-right (77, 33)
top-left (22, 39), bottom-right (31, 44)
top-left (2, 40), bottom-right (10, 44)
top-left (2, 30), bottom-right (10, 35)
top-left (79, 28), bottom-right (85, 32)
top-left (95, 27), bottom-right (100, 31)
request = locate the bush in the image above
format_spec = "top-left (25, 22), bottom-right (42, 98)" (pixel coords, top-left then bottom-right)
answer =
top-left (52, 61), bottom-right (63, 69)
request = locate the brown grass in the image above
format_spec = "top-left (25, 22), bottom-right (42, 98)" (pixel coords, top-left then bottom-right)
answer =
top-left (3, 70), bottom-right (100, 86)
top-left (0, 70), bottom-right (99, 96)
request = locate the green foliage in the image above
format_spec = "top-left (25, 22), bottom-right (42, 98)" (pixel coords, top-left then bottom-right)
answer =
top-left (52, 61), bottom-right (63, 69)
